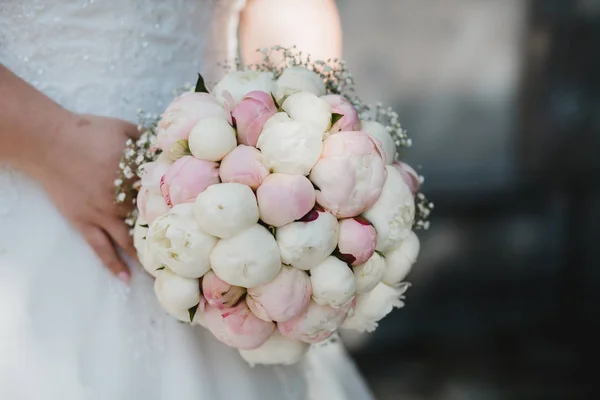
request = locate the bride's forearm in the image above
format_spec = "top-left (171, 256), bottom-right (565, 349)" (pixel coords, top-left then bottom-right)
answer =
top-left (0, 65), bottom-right (72, 173)
top-left (239, 0), bottom-right (342, 64)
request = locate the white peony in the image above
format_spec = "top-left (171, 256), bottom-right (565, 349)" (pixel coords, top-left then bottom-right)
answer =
top-left (239, 331), bottom-right (308, 366)
top-left (188, 116), bottom-right (237, 162)
top-left (341, 282), bottom-right (408, 333)
top-left (382, 231), bottom-right (420, 285)
top-left (275, 209), bottom-right (338, 270)
top-left (276, 67), bottom-right (326, 100)
top-left (360, 120), bottom-right (396, 165)
top-left (133, 216), bottom-right (160, 277)
top-left (211, 70), bottom-right (276, 105)
top-left (353, 252), bottom-right (386, 293)
top-left (310, 256), bottom-right (356, 307)
top-left (210, 224), bottom-right (282, 288)
top-left (257, 112), bottom-right (323, 175)
top-left (146, 203), bottom-right (217, 278)
top-left (193, 183), bottom-right (259, 239)
top-left (363, 165), bottom-right (415, 253)
top-left (282, 92), bottom-right (331, 134)
top-left (154, 268), bottom-right (201, 314)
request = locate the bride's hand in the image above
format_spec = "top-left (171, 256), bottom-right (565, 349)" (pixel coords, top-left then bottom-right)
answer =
top-left (36, 113), bottom-right (140, 282)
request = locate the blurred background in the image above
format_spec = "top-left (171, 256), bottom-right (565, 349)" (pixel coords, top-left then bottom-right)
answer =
top-left (336, 0), bottom-right (600, 399)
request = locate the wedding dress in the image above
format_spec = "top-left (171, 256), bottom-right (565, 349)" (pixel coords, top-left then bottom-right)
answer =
top-left (0, 1), bottom-right (375, 399)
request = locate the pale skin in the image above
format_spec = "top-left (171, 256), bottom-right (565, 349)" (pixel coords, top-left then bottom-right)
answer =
top-left (0, 0), bottom-right (342, 282)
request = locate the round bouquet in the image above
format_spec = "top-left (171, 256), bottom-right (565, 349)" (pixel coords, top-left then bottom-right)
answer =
top-left (116, 47), bottom-right (432, 366)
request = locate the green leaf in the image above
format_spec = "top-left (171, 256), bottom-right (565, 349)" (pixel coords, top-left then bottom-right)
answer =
top-left (375, 250), bottom-right (385, 258)
top-left (139, 223), bottom-right (149, 228)
top-left (270, 92), bottom-right (279, 108)
top-left (195, 73), bottom-right (208, 93)
top-left (331, 113), bottom-right (344, 125)
top-left (188, 304), bottom-right (199, 322)
top-left (155, 265), bottom-right (166, 271)
top-left (142, 236), bottom-right (146, 240)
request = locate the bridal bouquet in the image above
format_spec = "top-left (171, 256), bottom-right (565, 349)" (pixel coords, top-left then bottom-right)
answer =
top-left (116, 47), bottom-right (432, 366)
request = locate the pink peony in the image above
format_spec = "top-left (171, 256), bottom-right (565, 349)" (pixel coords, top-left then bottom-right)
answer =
top-left (219, 145), bottom-right (270, 190)
top-left (256, 173), bottom-right (316, 227)
top-left (156, 92), bottom-right (227, 152)
top-left (137, 187), bottom-right (169, 224)
top-left (320, 95), bottom-right (360, 132)
top-left (278, 300), bottom-right (354, 344)
top-left (160, 156), bottom-right (220, 207)
top-left (232, 91), bottom-right (278, 147)
top-left (204, 300), bottom-right (275, 350)
top-left (336, 217), bottom-right (377, 266)
top-left (393, 161), bottom-right (420, 195)
top-left (202, 271), bottom-right (246, 309)
top-left (140, 158), bottom-right (171, 190)
top-left (309, 131), bottom-right (387, 218)
top-left (246, 266), bottom-right (312, 322)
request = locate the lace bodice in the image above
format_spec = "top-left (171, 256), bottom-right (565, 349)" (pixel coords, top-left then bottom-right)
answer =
top-left (0, 0), bottom-right (245, 121)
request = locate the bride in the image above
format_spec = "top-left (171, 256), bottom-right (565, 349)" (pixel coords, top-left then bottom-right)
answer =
top-left (0, 1), bottom-right (375, 399)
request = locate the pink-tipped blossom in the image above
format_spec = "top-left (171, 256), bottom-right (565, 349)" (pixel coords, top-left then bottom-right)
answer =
top-left (278, 300), bottom-right (354, 344)
top-left (246, 266), bottom-right (312, 322)
top-left (320, 95), bottom-right (361, 132)
top-left (156, 92), bottom-right (227, 152)
top-left (309, 131), bottom-right (387, 218)
top-left (137, 187), bottom-right (169, 224)
top-left (219, 145), bottom-right (270, 190)
top-left (202, 270), bottom-right (246, 309)
top-left (204, 300), bottom-right (275, 350)
top-left (393, 161), bottom-right (421, 195)
top-left (256, 173), bottom-right (316, 227)
top-left (139, 158), bottom-right (171, 190)
top-left (336, 217), bottom-right (377, 266)
top-left (232, 91), bottom-right (278, 147)
top-left (159, 156), bottom-right (220, 206)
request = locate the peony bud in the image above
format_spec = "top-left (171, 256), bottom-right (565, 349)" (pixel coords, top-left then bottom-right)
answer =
top-left (278, 300), bottom-right (353, 344)
top-left (360, 120), bottom-right (395, 165)
top-left (188, 116), bottom-right (237, 162)
top-left (310, 256), bottom-right (356, 307)
top-left (320, 95), bottom-right (361, 133)
top-left (309, 131), bottom-right (387, 218)
top-left (202, 271), bottom-right (246, 309)
top-left (239, 331), bottom-right (309, 366)
top-left (211, 71), bottom-right (276, 105)
top-left (232, 91), bottom-right (278, 146)
top-left (276, 67), bottom-right (326, 100)
top-left (219, 145), bottom-right (270, 190)
top-left (154, 268), bottom-right (201, 312)
top-left (276, 208), bottom-right (338, 270)
top-left (341, 282), bottom-right (408, 333)
top-left (257, 112), bottom-right (323, 175)
top-left (156, 92), bottom-right (227, 152)
top-left (159, 156), bottom-right (219, 206)
top-left (281, 92), bottom-right (331, 134)
top-left (193, 183), bottom-right (259, 239)
top-left (246, 266), bottom-right (311, 322)
top-left (137, 187), bottom-right (170, 224)
top-left (382, 231), bottom-right (420, 286)
top-left (133, 216), bottom-right (160, 277)
top-left (363, 165), bottom-right (415, 253)
top-left (256, 173), bottom-right (315, 228)
top-left (204, 300), bottom-right (275, 350)
top-left (393, 161), bottom-right (420, 195)
top-left (146, 204), bottom-right (217, 278)
top-left (210, 224), bottom-right (282, 288)
top-left (353, 252), bottom-right (386, 294)
top-left (139, 159), bottom-right (171, 190)
top-left (336, 217), bottom-right (377, 266)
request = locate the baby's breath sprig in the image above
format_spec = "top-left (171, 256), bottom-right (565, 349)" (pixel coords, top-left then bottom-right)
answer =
top-left (413, 192), bottom-right (434, 230)
top-left (114, 110), bottom-right (161, 228)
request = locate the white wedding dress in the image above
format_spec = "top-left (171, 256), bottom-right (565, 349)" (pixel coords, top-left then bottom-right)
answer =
top-left (0, 1), bottom-right (375, 399)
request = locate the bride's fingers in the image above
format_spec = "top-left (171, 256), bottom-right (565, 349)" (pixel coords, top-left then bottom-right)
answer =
top-left (121, 121), bottom-right (141, 140)
top-left (82, 225), bottom-right (131, 283)
top-left (104, 217), bottom-right (138, 261)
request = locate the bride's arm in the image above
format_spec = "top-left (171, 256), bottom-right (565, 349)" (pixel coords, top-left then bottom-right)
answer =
top-left (239, 0), bottom-right (342, 63)
top-left (0, 65), bottom-right (136, 281)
